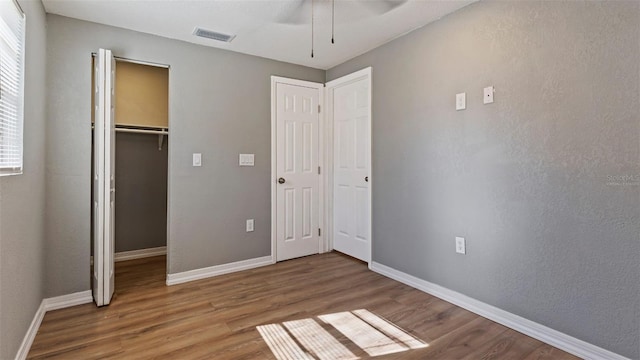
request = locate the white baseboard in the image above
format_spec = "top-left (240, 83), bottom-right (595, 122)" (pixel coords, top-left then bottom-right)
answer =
top-left (15, 290), bottom-right (93, 360)
top-left (89, 246), bottom-right (167, 265)
top-left (14, 302), bottom-right (46, 360)
top-left (43, 290), bottom-right (93, 311)
top-left (114, 246), bottom-right (167, 262)
top-left (370, 262), bottom-right (630, 360)
top-left (166, 255), bottom-right (273, 286)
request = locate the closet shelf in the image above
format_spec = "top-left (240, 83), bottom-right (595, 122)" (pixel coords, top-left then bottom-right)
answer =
top-left (115, 126), bottom-right (168, 136)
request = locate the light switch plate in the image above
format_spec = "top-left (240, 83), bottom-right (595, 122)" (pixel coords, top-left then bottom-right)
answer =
top-left (239, 154), bottom-right (255, 166)
top-left (456, 93), bottom-right (466, 111)
top-left (455, 237), bottom-right (466, 254)
top-left (192, 153), bottom-right (202, 167)
top-left (246, 219), bottom-right (254, 232)
top-left (483, 86), bottom-right (494, 104)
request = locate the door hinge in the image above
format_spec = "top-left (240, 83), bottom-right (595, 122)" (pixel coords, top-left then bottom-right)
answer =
top-left (318, 104), bottom-right (321, 113)
top-left (318, 166), bottom-right (321, 175)
top-left (318, 228), bottom-right (321, 236)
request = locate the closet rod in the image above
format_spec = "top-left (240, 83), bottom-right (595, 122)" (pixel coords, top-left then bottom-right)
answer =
top-left (115, 128), bottom-right (168, 135)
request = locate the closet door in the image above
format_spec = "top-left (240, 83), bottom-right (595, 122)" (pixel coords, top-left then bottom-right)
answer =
top-left (93, 48), bottom-right (116, 306)
top-left (92, 50), bottom-right (105, 306)
top-left (104, 49), bottom-right (116, 304)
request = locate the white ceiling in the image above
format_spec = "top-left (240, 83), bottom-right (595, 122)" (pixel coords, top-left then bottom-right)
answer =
top-left (41, 0), bottom-right (475, 70)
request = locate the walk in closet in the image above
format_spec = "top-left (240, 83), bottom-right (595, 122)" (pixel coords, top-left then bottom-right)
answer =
top-left (91, 55), bottom-right (169, 301)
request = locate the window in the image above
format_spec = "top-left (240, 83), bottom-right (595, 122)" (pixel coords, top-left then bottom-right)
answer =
top-left (0, 0), bottom-right (25, 176)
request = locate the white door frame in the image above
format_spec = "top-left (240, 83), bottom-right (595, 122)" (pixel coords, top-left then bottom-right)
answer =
top-left (271, 76), bottom-right (325, 262)
top-left (324, 67), bottom-right (373, 267)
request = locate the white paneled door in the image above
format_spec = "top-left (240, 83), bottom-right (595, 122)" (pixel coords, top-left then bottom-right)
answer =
top-left (328, 69), bottom-right (372, 262)
top-left (93, 48), bottom-right (116, 306)
top-left (275, 81), bottom-right (322, 261)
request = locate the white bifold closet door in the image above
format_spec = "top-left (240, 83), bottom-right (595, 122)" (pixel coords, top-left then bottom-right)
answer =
top-left (93, 48), bottom-right (116, 306)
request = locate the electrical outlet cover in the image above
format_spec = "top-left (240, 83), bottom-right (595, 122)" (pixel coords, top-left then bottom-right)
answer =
top-left (483, 86), bottom-right (494, 104)
top-left (193, 153), bottom-right (202, 167)
top-left (456, 93), bottom-right (466, 111)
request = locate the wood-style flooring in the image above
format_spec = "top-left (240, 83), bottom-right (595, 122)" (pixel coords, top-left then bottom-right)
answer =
top-left (28, 253), bottom-right (579, 359)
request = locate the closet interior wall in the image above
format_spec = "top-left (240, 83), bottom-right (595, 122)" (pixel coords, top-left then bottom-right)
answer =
top-left (115, 132), bottom-right (167, 252)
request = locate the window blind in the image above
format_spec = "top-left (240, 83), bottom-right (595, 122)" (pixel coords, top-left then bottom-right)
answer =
top-left (0, 0), bottom-right (25, 175)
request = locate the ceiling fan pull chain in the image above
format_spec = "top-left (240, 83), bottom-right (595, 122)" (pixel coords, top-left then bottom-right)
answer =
top-left (331, 0), bottom-right (335, 44)
top-left (311, 0), bottom-right (314, 58)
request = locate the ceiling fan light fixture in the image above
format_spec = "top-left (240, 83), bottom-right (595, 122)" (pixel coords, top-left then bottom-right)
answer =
top-left (193, 27), bottom-right (236, 43)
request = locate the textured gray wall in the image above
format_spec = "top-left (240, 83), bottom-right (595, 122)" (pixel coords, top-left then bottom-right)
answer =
top-left (45, 14), bottom-right (325, 296)
top-left (0, 0), bottom-right (47, 358)
top-left (115, 133), bottom-right (168, 252)
top-left (327, 1), bottom-right (639, 358)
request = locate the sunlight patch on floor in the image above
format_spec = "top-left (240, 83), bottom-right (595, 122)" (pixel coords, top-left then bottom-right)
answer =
top-left (352, 309), bottom-right (427, 351)
top-left (257, 323), bottom-right (315, 360)
top-left (257, 309), bottom-right (427, 360)
top-left (283, 318), bottom-right (357, 359)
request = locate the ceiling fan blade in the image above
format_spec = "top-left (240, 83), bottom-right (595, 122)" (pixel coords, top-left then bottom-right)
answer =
top-left (275, 0), bottom-right (309, 25)
top-left (274, 0), bottom-right (407, 26)
top-left (358, 0), bottom-right (408, 15)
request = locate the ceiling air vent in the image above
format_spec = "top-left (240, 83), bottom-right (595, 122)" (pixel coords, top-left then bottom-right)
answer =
top-left (193, 27), bottom-right (236, 43)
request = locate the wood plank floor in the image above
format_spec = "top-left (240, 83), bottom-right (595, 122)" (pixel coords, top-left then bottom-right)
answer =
top-left (28, 253), bottom-right (579, 359)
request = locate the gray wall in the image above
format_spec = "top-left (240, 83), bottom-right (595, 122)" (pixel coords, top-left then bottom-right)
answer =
top-left (327, 1), bottom-right (639, 358)
top-left (115, 133), bottom-right (168, 252)
top-left (45, 14), bottom-right (325, 296)
top-left (0, 0), bottom-right (47, 358)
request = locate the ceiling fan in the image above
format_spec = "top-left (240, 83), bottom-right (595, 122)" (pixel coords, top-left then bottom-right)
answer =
top-left (274, 0), bottom-right (408, 57)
